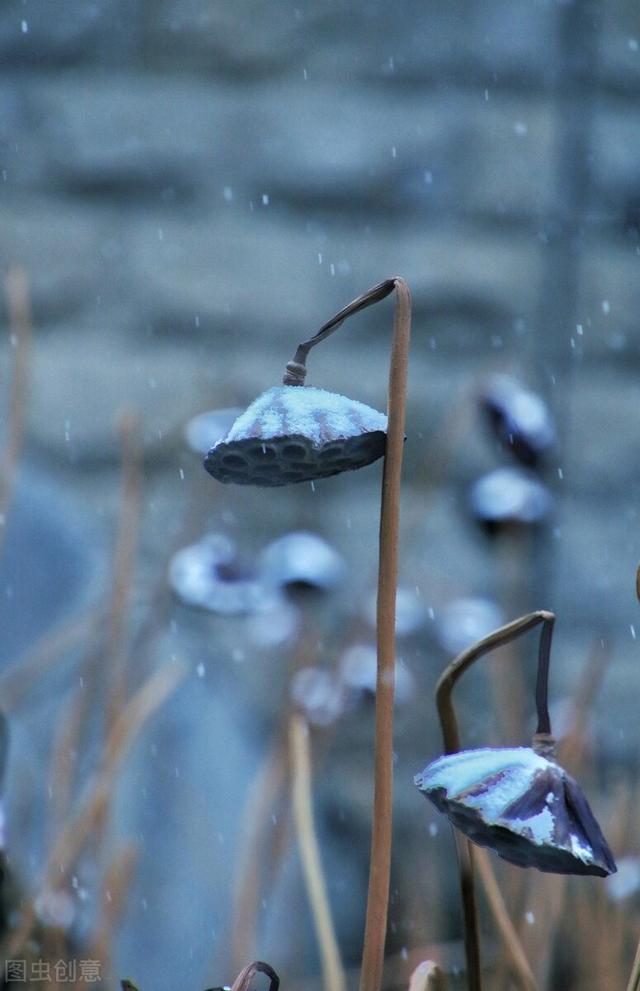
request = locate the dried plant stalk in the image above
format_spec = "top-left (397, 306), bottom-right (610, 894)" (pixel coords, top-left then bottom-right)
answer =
top-left (290, 713), bottom-right (346, 991)
top-left (0, 267), bottom-right (31, 560)
top-left (0, 609), bottom-right (98, 712)
top-left (625, 919), bottom-right (640, 991)
top-left (82, 843), bottom-right (139, 986)
top-left (473, 848), bottom-right (539, 991)
top-left (3, 661), bottom-right (186, 959)
top-left (230, 736), bottom-right (289, 971)
top-left (359, 277), bottom-right (411, 991)
top-left (106, 413), bottom-right (143, 729)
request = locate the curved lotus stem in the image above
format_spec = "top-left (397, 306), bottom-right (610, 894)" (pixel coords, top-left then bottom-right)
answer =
top-left (434, 610), bottom-right (555, 991)
top-left (229, 961), bottom-right (280, 991)
top-left (436, 610), bottom-right (556, 756)
top-left (283, 280), bottom-right (397, 385)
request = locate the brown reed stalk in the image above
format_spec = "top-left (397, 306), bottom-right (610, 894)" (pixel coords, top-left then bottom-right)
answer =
top-left (230, 734), bottom-right (289, 971)
top-left (0, 267), bottom-right (31, 560)
top-left (2, 660), bottom-right (186, 959)
top-left (289, 712), bottom-right (347, 991)
top-left (626, 923), bottom-right (640, 991)
top-left (473, 848), bottom-right (539, 991)
top-left (0, 608), bottom-right (98, 712)
top-left (87, 843), bottom-right (139, 984)
top-left (228, 627), bottom-right (321, 973)
top-left (106, 413), bottom-right (143, 728)
top-left (358, 277), bottom-right (411, 991)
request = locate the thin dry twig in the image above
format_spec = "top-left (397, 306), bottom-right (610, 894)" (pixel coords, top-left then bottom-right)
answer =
top-left (88, 843), bottom-right (139, 984)
top-left (625, 926), bottom-right (640, 991)
top-left (230, 735), bottom-right (289, 971)
top-left (473, 848), bottom-right (539, 991)
top-left (106, 413), bottom-right (143, 730)
top-left (3, 660), bottom-right (186, 959)
top-left (289, 713), bottom-right (347, 991)
top-left (0, 608), bottom-right (98, 711)
top-left (558, 637), bottom-right (612, 774)
top-left (228, 628), bottom-right (321, 973)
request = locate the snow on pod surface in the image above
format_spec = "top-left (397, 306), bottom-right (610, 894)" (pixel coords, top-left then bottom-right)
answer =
top-left (204, 386), bottom-right (388, 486)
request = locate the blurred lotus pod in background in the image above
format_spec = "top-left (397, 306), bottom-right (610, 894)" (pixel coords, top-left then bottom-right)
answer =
top-left (245, 594), bottom-right (299, 648)
top-left (434, 598), bottom-right (505, 656)
top-left (204, 386), bottom-right (387, 486)
top-left (362, 586), bottom-right (428, 637)
top-left (469, 467), bottom-right (552, 533)
top-left (259, 530), bottom-right (346, 595)
top-left (168, 534), bottom-right (264, 615)
top-left (290, 667), bottom-right (345, 727)
top-left (290, 646), bottom-right (415, 727)
top-left (415, 746), bottom-right (616, 877)
top-left (185, 407), bottom-right (244, 455)
top-left (339, 644), bottom-right (414, 707)
top-left (480, 375), bottom-right (556, 468)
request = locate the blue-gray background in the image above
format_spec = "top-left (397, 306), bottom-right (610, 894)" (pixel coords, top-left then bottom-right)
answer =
top-left (0, 1), bottom-right (639, 988)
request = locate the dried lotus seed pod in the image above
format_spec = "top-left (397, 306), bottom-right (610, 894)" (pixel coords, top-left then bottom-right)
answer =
top-left (469, 467), bottom-right (552, 532)
top-left (480, 375), bottom-right (556, 468)
top-left (258, 531), bottom-right (346, 593)
top-left (415, 746), bottom-right (616, 877)
top-left (204, 386), bottom-right (387, 486)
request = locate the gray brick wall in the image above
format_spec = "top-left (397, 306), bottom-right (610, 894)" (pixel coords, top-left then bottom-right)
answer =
top-left (0, 1), bottom-right (638, 987)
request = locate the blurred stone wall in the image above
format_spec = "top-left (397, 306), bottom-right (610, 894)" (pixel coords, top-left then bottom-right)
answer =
top-left (0, 1), bottom-right (639, 988)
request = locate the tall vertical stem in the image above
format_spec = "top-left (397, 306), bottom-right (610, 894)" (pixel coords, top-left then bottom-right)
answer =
top-left (358, 278), bottom-right (411, 991)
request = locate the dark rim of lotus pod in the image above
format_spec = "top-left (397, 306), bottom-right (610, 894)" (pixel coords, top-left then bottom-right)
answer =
top-left (204, 431), bottom-right (387, 486)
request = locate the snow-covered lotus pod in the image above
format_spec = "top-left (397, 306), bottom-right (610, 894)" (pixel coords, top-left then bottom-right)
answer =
top-left (469, 467), bottom-right (552, 531)
top-left (168, 534), bottom-right (263, 615)
top-left (204, 386), bottom-right (387, 486)
top-left (414, 747), bottom-right (616, 877)
top-left (259, 531), bottom-right (346, 594)
top-left (481, 375), bottom-right (556, 468)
